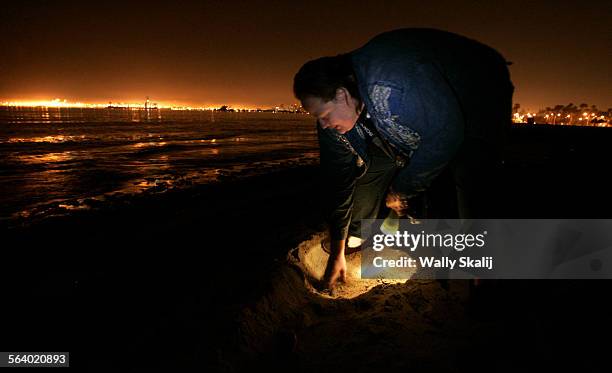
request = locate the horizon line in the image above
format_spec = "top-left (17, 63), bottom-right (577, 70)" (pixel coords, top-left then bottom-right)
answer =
top-left (0, 98), bottom-right (305, 111)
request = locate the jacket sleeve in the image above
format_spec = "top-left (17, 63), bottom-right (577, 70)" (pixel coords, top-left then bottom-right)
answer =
top-left (317, 123), bottom-right (364, 241)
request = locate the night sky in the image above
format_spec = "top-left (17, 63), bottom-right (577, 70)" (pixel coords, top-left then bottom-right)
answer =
top-left (1, 0), bottom-right (610, 110)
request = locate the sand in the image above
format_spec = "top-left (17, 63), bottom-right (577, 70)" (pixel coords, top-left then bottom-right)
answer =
top-left (225, 232), bottom-right (482, 371)
top-left (4, 126), bottom-right (612, 371)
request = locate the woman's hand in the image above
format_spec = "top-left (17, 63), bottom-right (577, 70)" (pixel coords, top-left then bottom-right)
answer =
top-left (386, 189), bottom-right (409, 217)
top-left (322, 239), bottom-right (347, 289)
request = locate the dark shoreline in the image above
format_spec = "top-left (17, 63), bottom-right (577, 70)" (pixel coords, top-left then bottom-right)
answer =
top-left (4, 163), bottom-right (327, 278)
top-left (3, 164), bottom-right (329, 371)
top-left (2, 125), bottom-right (612, 371)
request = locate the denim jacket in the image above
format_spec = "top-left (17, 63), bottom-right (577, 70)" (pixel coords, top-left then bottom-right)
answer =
top-left (320, 28), bottom-right (510, 240)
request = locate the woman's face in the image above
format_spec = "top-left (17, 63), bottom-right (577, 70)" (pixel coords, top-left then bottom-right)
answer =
top-left (302, 89), bottom-right (360, 134)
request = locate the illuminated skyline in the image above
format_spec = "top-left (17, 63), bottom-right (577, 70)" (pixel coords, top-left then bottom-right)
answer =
top-left (1, 1), bottom-right (610, 112)
top-left (0, 98), bottom-right (267, 111)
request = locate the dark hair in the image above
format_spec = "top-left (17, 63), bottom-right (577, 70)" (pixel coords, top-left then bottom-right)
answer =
top-left (293, 53), bottom-right (361, 103)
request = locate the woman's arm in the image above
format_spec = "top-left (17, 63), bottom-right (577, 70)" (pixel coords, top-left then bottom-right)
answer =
top-left (317, 123), bottom-right (365, 241)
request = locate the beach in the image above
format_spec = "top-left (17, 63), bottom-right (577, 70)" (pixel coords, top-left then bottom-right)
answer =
top-left (2, 1), bottom-right (610, 369)
top-left (3, 119), bottom-right (612, 371)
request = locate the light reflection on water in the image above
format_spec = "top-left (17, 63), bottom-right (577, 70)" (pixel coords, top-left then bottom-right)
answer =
top-left (0, 108), bottom-right (319, 223)
top-left (14, 151), bottom-right (75, 164)
top-left (8, 135), bottom-right (85, 143)
top-left (132, 141), bottom-right (168, 148)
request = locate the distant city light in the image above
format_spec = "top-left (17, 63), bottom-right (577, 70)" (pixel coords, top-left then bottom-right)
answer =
top-left (512, 105), bottom-right (610, 127)
top-left (1, 98), bottom-right (307, 113)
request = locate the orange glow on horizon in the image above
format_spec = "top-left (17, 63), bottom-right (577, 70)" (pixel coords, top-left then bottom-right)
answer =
top-left (1, 98), bottom-right (303, 112)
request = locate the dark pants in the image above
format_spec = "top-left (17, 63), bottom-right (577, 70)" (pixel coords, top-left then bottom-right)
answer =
top-left (348, 136), bottom-right (502, 240)
top-left (348, 132), bottom-right (508, 239)
top-left (348, 142), bottom-right (397, 238)
top-left (449, 137), bottom-right (504, 218)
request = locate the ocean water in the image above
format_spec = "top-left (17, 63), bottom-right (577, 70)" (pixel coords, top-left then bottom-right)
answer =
top-left (0, 107), bottom-right (319, 224)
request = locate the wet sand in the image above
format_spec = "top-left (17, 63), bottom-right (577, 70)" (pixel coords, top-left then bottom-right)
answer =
top-left (2, 125), bottom-right (611, 371)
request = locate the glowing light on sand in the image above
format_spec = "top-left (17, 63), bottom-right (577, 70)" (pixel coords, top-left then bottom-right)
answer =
top-left (290, 233), bottom-right (407, 299)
